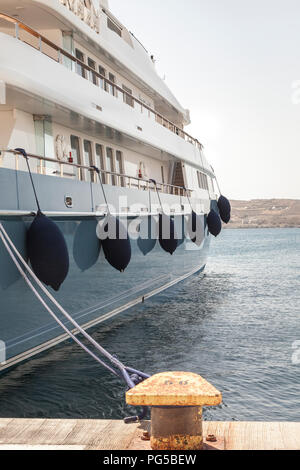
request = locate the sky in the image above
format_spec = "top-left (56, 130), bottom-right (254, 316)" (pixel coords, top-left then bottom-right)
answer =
top-left (109, 0), bottom-right (300, 200)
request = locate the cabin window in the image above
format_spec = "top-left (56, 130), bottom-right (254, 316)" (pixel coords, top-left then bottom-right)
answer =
top-left (115, 150), bottom-right (125, 187)
top-left (70, 135), bottom-right (84, 180)
top-left (108, 73), bottom-right (116, 96)
top-left (88, 58), bottom-right (97, 85)
top-left (75, 49), bottom-right (85, 78)
top-left (84, 140), bottom-right (93, 182)
top-left (197, 171), bottom-right (209, 190)
top-left (107, 17), bottom-right (122, 37)
top-left (98, 65), bottom-right (106, 90)
top-left (106, 147), bottom-right (115, 185)
top-left (122, 85), bottom-right (134, 107)
top-left (204, 174), bottom-right (208, 190)
top-left (95, 144), bottom-right (106, 183)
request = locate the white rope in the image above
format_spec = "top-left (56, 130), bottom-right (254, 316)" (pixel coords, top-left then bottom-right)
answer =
top-left (0, 222), bottom-right (125, 372)
top-left (213, 175), bottom-right (222, 197)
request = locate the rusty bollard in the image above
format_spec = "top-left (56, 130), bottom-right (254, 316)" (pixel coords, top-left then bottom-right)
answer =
top-left (126, 371), bottom-right (222, 451)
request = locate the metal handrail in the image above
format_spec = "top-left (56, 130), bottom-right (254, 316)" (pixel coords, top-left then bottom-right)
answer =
top-left (0, 149), bottom-right (193, 197)
top-left (0, 12), bottom-right (204, 150)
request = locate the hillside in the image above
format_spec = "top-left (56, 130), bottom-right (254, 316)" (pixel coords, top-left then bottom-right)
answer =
top-left (226, 199), bottom-right (300, 228)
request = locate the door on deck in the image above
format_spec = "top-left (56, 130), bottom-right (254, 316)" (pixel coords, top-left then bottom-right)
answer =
top-left (172, 161), bottom-right (185, 195)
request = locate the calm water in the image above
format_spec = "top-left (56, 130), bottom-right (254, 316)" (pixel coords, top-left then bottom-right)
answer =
top-left (0, 228), bottom-right (299, 421)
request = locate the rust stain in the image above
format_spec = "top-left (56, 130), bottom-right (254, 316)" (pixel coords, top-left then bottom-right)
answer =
top-left (206, 434), bottom-right (217, 442)
top-left (126, 371), bottom-right (222, 407)
top-left (141, 431), bottom-right (150, 441)
top-left (151, 434), bottom-right (203, 451)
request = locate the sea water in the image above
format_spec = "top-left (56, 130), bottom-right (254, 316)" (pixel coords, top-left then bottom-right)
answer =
top-left (0, 228), bottom-right (299, 421)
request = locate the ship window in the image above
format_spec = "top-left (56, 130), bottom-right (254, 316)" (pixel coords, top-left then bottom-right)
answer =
top-left (115, 150), bottom-right (125, 187)
top-left (108, 73), bottom-right (116, 96)
top-left (70, 135), bottom-right (84, 180)
top-left (75, 49), bottom-right (86, 78)
top-left (98, 65), bottom-right (106, 90)
top-left (106, 147), bottom-right (116, 185)
top-left (84, 140), bottom-right (93, 182)
top-left (95, 144), bottom-right (106, 184)
top-left (107, 17), bottom-right (122, 37)
top-left (88, 58), bottom-right (97, 85)
top-left (197, 171), bottom-right (209, 190)
top-left (204, 175), bottom-right (208, 190)
top-left (122, 85), bottom-right (134, 107)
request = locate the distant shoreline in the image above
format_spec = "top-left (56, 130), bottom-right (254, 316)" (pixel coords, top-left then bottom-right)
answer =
top-left (225, 199), bottom-right (300, 230)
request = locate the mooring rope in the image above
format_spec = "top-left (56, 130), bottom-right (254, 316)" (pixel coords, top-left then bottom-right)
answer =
top-left (6, 272), bottom-right (169, 351)
top-left (149, 179), bottom-right (164, 212)
top-left (14, 148), bottom-right (42, 214)
top-left (0, 225), bottom-right (119, 376)
top-left (0, 222), bottom-right (149, 391)
top-left (91, 165), bottom-right (111, 215)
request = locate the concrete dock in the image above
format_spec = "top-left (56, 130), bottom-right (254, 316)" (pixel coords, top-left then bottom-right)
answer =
top-left (0, 419), bottom-right (299, 450)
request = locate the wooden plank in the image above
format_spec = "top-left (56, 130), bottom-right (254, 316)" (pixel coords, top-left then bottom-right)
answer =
top-left (0, 419), bottom-right (299, 450)
top-left (0, 418), bottom-right (14, 431)
top-left (0, 444), bottom-right (85, 450)
top-left (0, 418), bottom-right (15, 443)
top-left (225, 421), bottom-right (248, 450)
top-left (0, 419), bottom-right (41, 444)
top-left (278, 422), bottom-right (300, 450)
top-left (28, 419), bottom-right (78, 445)
top-left (209, 421), bottom-right (300, 450)
top-left (6, 419), bottom-right (47, 445)
top-left (62, 419), bottom-right (111, 446)
top-left (86, 420), bottom-right (140, 450)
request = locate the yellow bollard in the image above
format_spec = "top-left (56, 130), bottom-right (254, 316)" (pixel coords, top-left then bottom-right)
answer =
top-left (126, 371), bottom-right (222, 451)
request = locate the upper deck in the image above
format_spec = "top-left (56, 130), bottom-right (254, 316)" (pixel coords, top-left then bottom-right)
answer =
top-left (0, 2), bottom-right (216, 200)
top-left (0, 0), bottom-right (190, 126)
top-left (0, 9), bottom-right (213, 169)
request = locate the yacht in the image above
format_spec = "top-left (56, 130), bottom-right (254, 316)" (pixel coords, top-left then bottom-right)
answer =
top-left (0, 0), bottom-right (226, 372)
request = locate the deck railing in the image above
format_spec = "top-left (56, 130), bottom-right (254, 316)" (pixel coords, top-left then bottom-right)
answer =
top-left (0, 12), bottom-right (203, 150)
top-left (0, 149), bottom-right (193, 197)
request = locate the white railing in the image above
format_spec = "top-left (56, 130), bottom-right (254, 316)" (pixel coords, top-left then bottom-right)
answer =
top-left (0, 12), bottom-right (204, 150)
top-left (0, 149), bottom-right (193, 197)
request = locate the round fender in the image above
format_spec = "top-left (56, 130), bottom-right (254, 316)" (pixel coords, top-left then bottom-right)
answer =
top-left (217, 195), bottom-right (231, 224)
top-left (101, 216), bottom-right (131, 272)
top-left (207, 209), bottom-right (222, 237)
top-left (27, 213), bottom-right (69, 291)
top-left (187, 211), bottom-right (205, 245)
top-left (159, 214), bottom-right (178, 255)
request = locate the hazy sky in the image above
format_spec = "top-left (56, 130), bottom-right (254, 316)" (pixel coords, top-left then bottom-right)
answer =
top-left (109, 0), bottom-right (300, 200)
